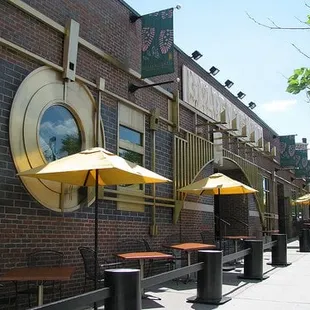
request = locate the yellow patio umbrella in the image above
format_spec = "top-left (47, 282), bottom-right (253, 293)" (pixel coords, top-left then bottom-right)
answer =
top-left (18, 147), bottom-right (171, 289)
top-left (295, 193), bottom-right (310, 205)
top-left (178, 172), bottom-right (258, 248)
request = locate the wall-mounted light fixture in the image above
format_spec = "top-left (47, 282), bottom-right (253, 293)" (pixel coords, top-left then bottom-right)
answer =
top-left (237, 91), bottom-right (246, 100)
top-left (248, 101), bottom-right (256, 110)
top-left (209, 66), bottom-right (220, 76)
top-left (224, 80), bottom-right (234, 88)
top-left (191, 50), bottom-right (203, 60)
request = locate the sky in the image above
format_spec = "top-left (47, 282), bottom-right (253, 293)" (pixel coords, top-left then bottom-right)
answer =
top-left (125, 0), bottom-right (310, 151)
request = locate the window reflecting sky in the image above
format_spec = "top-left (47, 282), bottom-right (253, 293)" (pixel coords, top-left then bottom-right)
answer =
top-left (119, 125), bottom-right (143, 146)
top-left (39, 105), bottom-right (81, 162)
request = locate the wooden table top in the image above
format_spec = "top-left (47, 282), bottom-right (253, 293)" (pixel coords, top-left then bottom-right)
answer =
top-left (224, 236), bottom-right (256, 240)
top-left (117, 251), bottom-right (173, 260)
top-left (164, 242), bottom-right (216, 251)
top-left (0, 266), bottom-right (75, 282)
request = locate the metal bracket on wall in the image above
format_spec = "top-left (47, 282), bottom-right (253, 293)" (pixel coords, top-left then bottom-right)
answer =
top-left (173, 200), bottom-right (183, 224)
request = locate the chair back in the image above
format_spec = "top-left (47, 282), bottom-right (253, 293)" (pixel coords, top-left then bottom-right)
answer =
top-left (117, 239), bottom-right (146, 254)
top-left (27, 250), bottom-right (63, 267)
top-left (79, 247), bottom-right (103, 280)
top-left (200, 230), bottom-right (214, 244)
top-left (142, 239), bottom-right (152, 251)
top-left (162, 233), bottom-right (182, 247)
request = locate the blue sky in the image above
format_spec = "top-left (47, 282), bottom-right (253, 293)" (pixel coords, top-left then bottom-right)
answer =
top-left (125, 0), bottom-right (310, 149)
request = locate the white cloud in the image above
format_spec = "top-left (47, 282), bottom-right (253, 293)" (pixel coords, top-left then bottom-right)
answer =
top-left (40, 118), bottom-right (78, 136)
top-left (261, 99), bottom-right (297, 112)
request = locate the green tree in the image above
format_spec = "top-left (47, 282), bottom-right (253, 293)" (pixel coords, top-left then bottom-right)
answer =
top-left (287, 67), bottom-right (310, 98)
top-left (60, 134), bottom-right (81, 156)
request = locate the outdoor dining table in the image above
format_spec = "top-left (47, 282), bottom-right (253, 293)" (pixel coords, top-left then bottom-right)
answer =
top-left (162, 242), bottom-right (216, 281)
top-left (163, 242), bottom-right (216, 266)
top-left (116, 251), bottom-right (174, 279)
top-left (0, 266), bottom-right (75, 306)
top-left (117, 251), bottom-right (174, 299)
top-left (224, 235), bottom-right (256, 254)
top-left (223, 236), bottom-right (255, 264)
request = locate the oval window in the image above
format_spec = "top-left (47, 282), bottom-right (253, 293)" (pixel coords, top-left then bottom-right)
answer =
top-left (39, 105), bottom-right (82, 162)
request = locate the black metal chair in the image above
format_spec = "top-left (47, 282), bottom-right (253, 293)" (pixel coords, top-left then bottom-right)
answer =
top-left (161, 234), bottom-right (188, 268)
top-left (79, 247), bottom-right (122, 292)
top-left (15, 250), bottom-right (63, 307)
top-left (142, 239), bottom-right (175, 276)
top-left (117, 239), bottom-right (146, 254)
top-left (200, 230), bottom-right (214, 244)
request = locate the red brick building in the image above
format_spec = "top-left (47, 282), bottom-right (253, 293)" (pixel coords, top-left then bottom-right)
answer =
top-left (0, 0), bottom-right (306, 308)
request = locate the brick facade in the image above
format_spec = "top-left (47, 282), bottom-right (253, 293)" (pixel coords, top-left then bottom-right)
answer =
top-left (0, 0), bottom-right (305, 308)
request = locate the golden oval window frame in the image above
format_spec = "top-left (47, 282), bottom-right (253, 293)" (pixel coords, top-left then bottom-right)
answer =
top-left (10, 66), bottom-right (104, 212)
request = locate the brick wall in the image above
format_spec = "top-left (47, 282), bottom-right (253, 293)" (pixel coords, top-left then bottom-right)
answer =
top-left (0, 2), bottom-right (199, 308)
top-left (0, 0), bottom-right (300, 308)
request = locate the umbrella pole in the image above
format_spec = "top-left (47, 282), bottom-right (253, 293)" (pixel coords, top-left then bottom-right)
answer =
top-left (217, 189), bottom-right (222, 250)
top-left (94, 169), bottom-right (99, 309)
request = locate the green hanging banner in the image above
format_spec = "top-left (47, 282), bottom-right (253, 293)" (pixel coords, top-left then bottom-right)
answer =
top-left (295, 144), bottom-right (308, 178)
top-left (141, 8), bottom-right (174, 79)
top-left (279, 135), bottom-right (296, 167)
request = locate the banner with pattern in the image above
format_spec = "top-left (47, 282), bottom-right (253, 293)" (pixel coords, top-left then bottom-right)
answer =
top-left (295, 149), bottom-right (308, 178)
top-left (279, 135), bottom-right (296, 167)
top-left (141, 8), bottom-right (174, 78)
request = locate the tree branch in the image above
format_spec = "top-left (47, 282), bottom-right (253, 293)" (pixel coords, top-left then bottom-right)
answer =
top-left (246, 12), bottom-right (310, 30)
top-left (295, 16), bottom-right (309, 25)
top-left (291, 43), bottom-right (310, 59)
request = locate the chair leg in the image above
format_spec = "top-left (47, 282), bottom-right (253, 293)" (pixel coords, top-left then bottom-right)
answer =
top-left (14, 282), bottom-right (18, 310)
top-left (52, 282), bottom-right (55, 301)
top-left (27, 293), bottom-right (31, 308)
top-left (83, 276), bottom-right (86, 293)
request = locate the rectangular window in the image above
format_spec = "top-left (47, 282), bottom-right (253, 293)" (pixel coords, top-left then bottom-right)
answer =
top-left (118, 103), bottom-right (145, 212)
top-left (263, 177), bottom-right (270, 211)
top-left (119, 125), bottom-right (143, 146)
top-left (119, 148), bottom-right (143, 165)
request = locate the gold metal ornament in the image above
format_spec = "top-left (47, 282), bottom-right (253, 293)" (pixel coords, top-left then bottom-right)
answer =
top-left (10, 66), bottom-right (104, 212)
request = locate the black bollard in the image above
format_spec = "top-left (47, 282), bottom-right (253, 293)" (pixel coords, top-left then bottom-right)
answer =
top-left (239, 240), bottom-right (268, 280)
top-left (299, 229), bottom-right (310, 252)
top-left (268, 234), bottom-right (291, 266)
top-left (187, 250), bottom-right (231, 305)
top-left (104, 268), bottom-right (141, 310)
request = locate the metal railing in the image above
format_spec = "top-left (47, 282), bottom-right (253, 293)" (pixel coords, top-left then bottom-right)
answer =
top-left (32, 235), bottom-right (287, 310)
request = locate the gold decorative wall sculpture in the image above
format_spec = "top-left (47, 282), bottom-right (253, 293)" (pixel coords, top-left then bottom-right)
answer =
top-left (10, 66), bottom-right (104, 212)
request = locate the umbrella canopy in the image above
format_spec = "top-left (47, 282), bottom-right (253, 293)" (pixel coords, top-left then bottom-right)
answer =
top-left (178, 172), bottom-right (257, 250)
top-left (178, 173), bottom-right (258, 195)
top-left (18, 147), bottom-right (171, 295)
top-left (295, 193), bottom-right (310, 205)
top-left (18, 147), bottom-right (171, 185)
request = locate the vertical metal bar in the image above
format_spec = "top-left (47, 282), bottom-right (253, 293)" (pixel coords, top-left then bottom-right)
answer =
top-left (96, 92), bottom-right (101, 147)
top-left (151, 130), bottom-right (156, 229)
top-left (94, 169), bottom-right (99, 310)
top-left (190, 134), bottom-right (194, 181)
top-left (37, 284), bottom-right (44, 306)
top-left (173, 136), bottom-right (177, 200)
top-left (183, 140), bottom-right (186, 186)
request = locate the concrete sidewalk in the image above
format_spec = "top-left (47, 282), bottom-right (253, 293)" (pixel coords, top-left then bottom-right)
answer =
top-left (142, 240), bottom-right (309, 310)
